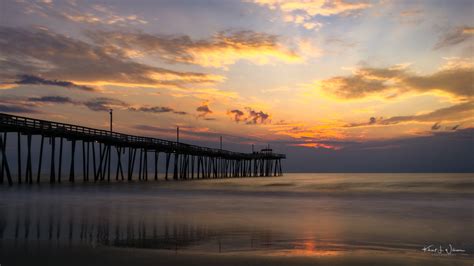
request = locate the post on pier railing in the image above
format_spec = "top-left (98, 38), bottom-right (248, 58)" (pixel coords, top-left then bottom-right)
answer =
top-left (177, 126), bottom-right (180, 143)
top-left (109, 109), bottom-right (113, 133)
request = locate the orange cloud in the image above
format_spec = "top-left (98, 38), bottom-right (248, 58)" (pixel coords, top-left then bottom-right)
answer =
top-left (312, 60), bottom-right (474, 100)
top-left (269, 121), bottom-right (346, 140)
top-left (88, 30), bottom-right (302, 69)
top-left (0, 26), bottom-right (225, 92)
top-left (290, 142), bottom-right (341, 150)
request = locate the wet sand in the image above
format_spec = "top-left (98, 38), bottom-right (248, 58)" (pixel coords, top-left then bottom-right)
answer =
top-left (0, 173), bottom-right (473, 265)
top-left (1, 244), bottom-right (472, 266)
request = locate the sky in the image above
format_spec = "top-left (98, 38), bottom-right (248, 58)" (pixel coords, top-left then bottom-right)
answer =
top-left (0, 0), bottom-right (473, 172)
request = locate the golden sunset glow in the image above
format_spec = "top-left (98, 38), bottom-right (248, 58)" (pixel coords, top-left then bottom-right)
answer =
top-left (0, 0), bottom-right (472, 168)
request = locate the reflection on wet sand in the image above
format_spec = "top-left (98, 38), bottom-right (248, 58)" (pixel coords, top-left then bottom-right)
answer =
top-left (0, 204), bottom-right (356, 257)
top-left (0, 205), bottom-right (284, 254)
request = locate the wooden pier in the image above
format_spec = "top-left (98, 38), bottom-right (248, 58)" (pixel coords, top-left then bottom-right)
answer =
top-left (0, 113), bottom-right (285, 185)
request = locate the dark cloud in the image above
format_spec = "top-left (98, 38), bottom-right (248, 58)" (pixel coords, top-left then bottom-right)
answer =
top-left (431, 122), bottom-right (441, 130)
top-left (434, 26), bottom-right (474, 49)
top-left (28, 96), bottom-right (77, 104)
top-left (451, 125), bottom-right (461, 130)
top-left (23, 94), bottom-right (191, 116)
top-left (246, 108), bottom-right (270, 124)
top-left (227, 108), bottom-right (271, 124)
top-left (228, 109), bottom-right (245, 122)
top-left (129, 106), bottom-right (187, 115)
top-left (0, 26), bottom-right (221, 89)
top-left (196, 103), bottom-right (212, 117)
top-left (131, 106), bottom-right (173, 113)
top-left (83, 97), bottom-right (129, 112)
top-left (0, 104), bottom-right (38, 113)
top-left (320, 64), bottom-right (474, 99)
top-left (345, 101), bottom-right (474, 127)
top-left (16, 75), bottom-right (94, 91)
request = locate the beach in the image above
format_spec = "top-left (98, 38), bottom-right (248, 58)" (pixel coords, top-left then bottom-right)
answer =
top-left (0, 173), bottom-right (473, 265)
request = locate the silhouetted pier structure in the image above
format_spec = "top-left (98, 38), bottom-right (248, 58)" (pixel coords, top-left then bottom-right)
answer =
top-left (0, 113), bottom-right (285, 185)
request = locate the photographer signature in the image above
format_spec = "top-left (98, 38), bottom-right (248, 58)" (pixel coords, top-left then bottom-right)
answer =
top-left (422, 244), bottom-right (466, 256)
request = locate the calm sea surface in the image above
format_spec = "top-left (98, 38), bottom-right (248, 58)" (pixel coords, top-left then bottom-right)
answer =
top-left (0, 173), bottom-right (473, 264)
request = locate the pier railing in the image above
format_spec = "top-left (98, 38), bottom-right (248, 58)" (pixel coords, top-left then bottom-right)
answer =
top-left (0, 113), bottom-right (285, 159)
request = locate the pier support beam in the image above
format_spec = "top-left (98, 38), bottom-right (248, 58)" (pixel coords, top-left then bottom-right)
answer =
top-left (36, 135), bottom-right (44, 184)
top-left (0, 133), bottom-right (12, 186)
top-left (49, 137), bottom-right (56, 184)
top-left (26, 135), bottom-right (32, 184)
top-left (17, 132), bottom-right (21, 184)
top-left (69, 139), bottom-right (76, 182)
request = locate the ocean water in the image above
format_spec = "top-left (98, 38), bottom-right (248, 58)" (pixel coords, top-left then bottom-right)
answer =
top-left (0, 173), bottom-right (473, 264)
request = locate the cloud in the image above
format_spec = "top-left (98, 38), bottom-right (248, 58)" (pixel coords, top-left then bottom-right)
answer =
top-left (20, 1), bottom-right (148, 26)
top-left (13, 94), bottom-right (190, 116)
top-left (289, 142), bottom-right (341, 150)
top-left (129, 106), bottom-right (187, 115)
top-left (269, 121), bottom-right (345, 140)
top-left (246, 108), bottom-right (270, 124)
top-left (345, 101), bottom-right (474, 127)
top-left (196, 102), bottom-right (213, 117)
top-left (83, 97), bottom-right (129, 112)
top-left (450, 125), bottom-right (460, 131)
top-left (227, 108), bottom-right (271, 124)
top-left (251, 0), bottom-right (371, 30)
top-left (434, 26), bottom-right (474, 49)
top-left (0, 104), bottom-right (38, 113)
top-left (320, 74), bottom-right (390, 98)
top-left (431, 122), bottom-right (441, 130)
top-left (87, 30), bottom-right (301, 69)
top-left (228, 109), bottom-right (245, 122)
top-left (398, 9), bottom-right (423, 24)
top-left (0, 26), bottom-right (223, 90)
top-left (317, 61), bottom-right (474, 99)
top-left (28, 95), bottom-right (77, 104)
top-left (16, 75), bottom-right (95, 91)
top-left (83, 98), bottom-right (188, 115)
